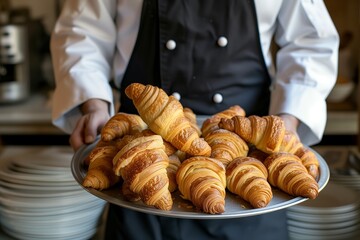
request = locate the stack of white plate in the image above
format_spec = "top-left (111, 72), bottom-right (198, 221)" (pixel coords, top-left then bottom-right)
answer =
top-left (313, 147), bottom-right (360, 193)
top-left (0, 147), bottom-right (106, 240)
top-left (331, 173), bottom-right (360, 192)
top-left (286, 181), bottom-right (360, 240)
top-left (330, 152), bottom-right (360, 193)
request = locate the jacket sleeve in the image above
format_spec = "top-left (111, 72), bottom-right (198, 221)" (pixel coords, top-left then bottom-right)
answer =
top-left (269, 0), bottom-right (339, 146)
top-left (50, 0), bottom-right (117, 134)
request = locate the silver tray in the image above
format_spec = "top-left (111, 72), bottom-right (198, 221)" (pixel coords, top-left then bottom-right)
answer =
top-left (71, 139), bottom-right (329, 219)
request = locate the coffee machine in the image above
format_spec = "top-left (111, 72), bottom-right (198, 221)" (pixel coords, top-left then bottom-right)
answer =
top-left (0, 23), bottom-right (30, 103)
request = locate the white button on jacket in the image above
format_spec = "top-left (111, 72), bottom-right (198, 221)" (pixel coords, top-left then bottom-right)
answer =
top-left (166, 40), bottom-right (176, 50)
top-left (217, 36), bottom-right (228, 47)
top-left (213, 93), bottom-right (223, 103)
top-left (172, 92), bottom-right (181, 101)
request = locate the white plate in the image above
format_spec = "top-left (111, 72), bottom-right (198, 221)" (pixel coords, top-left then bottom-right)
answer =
top-left (0, 162), bottom-right (74, 183)
top-left (0, 172), bottom-right (75, 186)
top-left (287, 218), bottom-right (360, 229)
top-left (0, 192), bottom-right (100, 209)
top-left (288, 223), bottom-right (360, 236)
top-left (71, 139), bottom-right (329, 219)
top-left (288, 182), bottom-right (360, 215)
top-left (1, 210), bottom-right (103, 227)
top-left (1, 229), bottom-right (96, 240)
top-left (0, 179), bottom-right (80, 191)
top-left (286, 209), bottom-right (360, 223)
top-left (1, 147), bottom-right (73, 171)
top-left (288, 230), bottom-right (360, 240)
top-left (0, 185), bottom-right (83, 198)
top-left (0, 200), bottom-right (104, 217)
top-left (1, 221), bottom-right (98, 240)
top-left (9, 163), bottom-right (70, 175)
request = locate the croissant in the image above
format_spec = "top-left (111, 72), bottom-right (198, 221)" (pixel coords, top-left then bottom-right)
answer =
top-left (226, 157), bottom-right (273, 208)
top-left (277, 130), bottom-right (320, 180)
top-left (263, 152), bottom-right (319, 199)
top-left (112, 135), bottom-right (173, 210)
top-left (167, 154), bottom-right (181, 192)
top-left (204, 129), bottom-right (249, 167)
top-left (176, 156), bottom-right (226, 214)
top-left (82, 145), bottom-right (121, 190)
top-left (219, 115), bottom-right (286, 154)
top-left (201, 105), bottom-right (246, 138)
top-left (278, 130), bottom-right (303, 154)
top-left (101, 112), bottom-right (148, 142)
top-left (294, 147), bottom-right (320, 181)
top-left (183, 107), bottom-right (201, 135)
top-left (137, 129), bottom-right (178, 156)
top-left (125, 83), bottom-right (211, 156)
top-left (84, 140), bottom-right (106, 166)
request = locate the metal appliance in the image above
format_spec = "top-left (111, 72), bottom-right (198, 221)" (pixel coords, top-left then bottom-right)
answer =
top-left (0, 24), bottom-right (30, 103)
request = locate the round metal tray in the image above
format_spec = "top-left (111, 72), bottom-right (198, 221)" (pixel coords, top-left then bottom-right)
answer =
top-left (71, 140), bottom-right (329, 219)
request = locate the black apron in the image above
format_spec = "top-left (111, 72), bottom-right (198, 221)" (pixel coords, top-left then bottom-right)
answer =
top-left (120, 0), bottom-right (271, 116)
top-left (109, 0), bottom-right (288, 239)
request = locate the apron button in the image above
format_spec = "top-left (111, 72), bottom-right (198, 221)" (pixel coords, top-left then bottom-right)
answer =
top-left (172, 92), bottom-right (181, 100)
top-left (166, 40), bottom-right (177, 50)
top-left (217, 36), bottom-right (228, 47)
top-left (213, 93), bottom-right (223, 103)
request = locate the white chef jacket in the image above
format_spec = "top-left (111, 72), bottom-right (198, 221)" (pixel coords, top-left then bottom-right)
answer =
top-left (50, 0), bottom-right (339, 146)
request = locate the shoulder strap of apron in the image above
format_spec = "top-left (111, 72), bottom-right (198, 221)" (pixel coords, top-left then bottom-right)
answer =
top-left (120, 0), bottom-right (159, 113)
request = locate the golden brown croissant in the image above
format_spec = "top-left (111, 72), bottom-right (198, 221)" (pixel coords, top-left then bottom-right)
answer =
top-left (277, 130), bottom-right (320, 180)
top-left (204, 129), bottom-right (249, 167)
top-left (263, 152), bottom-right (319, 199)
top-left (201, 105), bottom-right (246, 138)
top-left (83, 137), bottom-right (128, 165)
top-left (294, 147), bottom-right (320, 181)
top-left (137, 129), bottom-right (178, 156)
top-left (278, 130), bottom-right (303, 154)
top-left (176, 156), bottom-right (226, 214)
top-left (226, 157), bottom-right (273, 208)
top-left (219, 115), bottom-right (286, 154)
top-left (183, 107), bottom-right (201, 135)
top-left (167, 154), bottom-right (181, 192)
top-left (107, 129), bottom-right (177, 156)
top-left (101, 112), bottom-right (148, 142)
top-left (82, 145), bottom-right (121, 190)
top-left (125, 83), bottom-right (211, 157)
top-left (112, 135), bottom-right (173, 210)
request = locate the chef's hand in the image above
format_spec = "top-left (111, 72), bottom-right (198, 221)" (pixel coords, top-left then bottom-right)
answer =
top-left (69, 99), bottom-right (110, 151)
top-left (278, 113), bottom-right (299, 138)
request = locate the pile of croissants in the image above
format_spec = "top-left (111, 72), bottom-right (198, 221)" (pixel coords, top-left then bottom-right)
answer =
top-left (82, 83), bottom-right (320, 214)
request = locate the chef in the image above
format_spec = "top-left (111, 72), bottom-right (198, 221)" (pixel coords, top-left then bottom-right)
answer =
top-left (50, 0), bottom-right (339, 239)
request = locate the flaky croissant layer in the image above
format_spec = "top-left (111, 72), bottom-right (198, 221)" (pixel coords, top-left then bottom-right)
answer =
top-left (112, 135), bottom-right (173, 210)
top-left (101, 112), bottom-right (148, 142)
top-left (226, 157), bottom-right (273, 208)
top-left (176, 156), bottom-right (227, 214)
top-left (264, 152), bottom-right (319, 199)
top-left (201, 105), bottom-right (246, 138)
top-left (125, 83), bottom-right (211, 157)
top-left (82, 145), bottom-right (121, 190)
top-left (205, 129), bottom-right (249, 167)
top-left (219, 115), bottom-right (286, 154)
